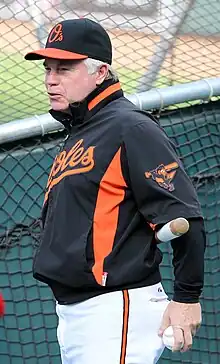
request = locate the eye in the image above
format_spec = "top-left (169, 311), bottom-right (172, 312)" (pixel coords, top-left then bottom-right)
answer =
top-left (44, 66), bottom-right (50, 72)
top-left (58, 67), bottom-right (69, 72)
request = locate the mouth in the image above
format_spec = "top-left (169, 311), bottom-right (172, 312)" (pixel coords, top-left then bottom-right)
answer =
top-left (48, 92), bottom-right (63, 99)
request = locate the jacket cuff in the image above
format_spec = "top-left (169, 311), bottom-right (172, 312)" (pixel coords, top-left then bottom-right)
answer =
top-left (173, 291), bottom-right (201, 303)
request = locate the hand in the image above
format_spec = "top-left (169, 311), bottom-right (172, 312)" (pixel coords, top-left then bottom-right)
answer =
top-left (158, 300), bottom-right (202, 352)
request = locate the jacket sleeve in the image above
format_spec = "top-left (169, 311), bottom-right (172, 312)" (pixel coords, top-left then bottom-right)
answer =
top-left (171, 217), bottom-right (206, 303)
top-left (121, 118), bottom-right (206, 302)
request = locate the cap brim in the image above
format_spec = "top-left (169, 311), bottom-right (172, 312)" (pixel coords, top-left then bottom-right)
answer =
top-left (24, 48), bottom-right (88, 61)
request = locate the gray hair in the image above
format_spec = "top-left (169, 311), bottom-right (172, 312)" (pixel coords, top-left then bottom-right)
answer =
top-left (83, 58), bottom-right (119, 82)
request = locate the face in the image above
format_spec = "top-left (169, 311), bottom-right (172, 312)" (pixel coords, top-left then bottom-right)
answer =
top-left (44, 59), bottom-right (98, 111)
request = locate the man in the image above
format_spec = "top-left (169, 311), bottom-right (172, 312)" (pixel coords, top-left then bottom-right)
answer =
top-left (25, 18), bottom-right (206, 364)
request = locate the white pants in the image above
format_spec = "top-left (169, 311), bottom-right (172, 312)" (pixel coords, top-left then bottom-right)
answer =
top-left (56, 283), bottom-right (169, 364)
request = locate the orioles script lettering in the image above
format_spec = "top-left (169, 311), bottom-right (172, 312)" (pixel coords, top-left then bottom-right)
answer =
top-left (44, 139), bottom-right (95, 203)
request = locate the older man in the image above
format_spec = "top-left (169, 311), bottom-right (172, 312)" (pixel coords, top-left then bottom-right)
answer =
top-left (25, 18), bottom-right (206, 364)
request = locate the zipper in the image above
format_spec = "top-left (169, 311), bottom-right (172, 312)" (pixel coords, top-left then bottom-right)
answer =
top-left (57, 116), bottom-right (73, 152)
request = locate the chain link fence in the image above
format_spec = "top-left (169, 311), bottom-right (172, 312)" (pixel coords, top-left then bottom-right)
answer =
top-left (1, 0), bottom-right (220, 123)
top-left (1, 2), bottom-right (220, 363)
top-left (0, 100), bottom-right (220, 363)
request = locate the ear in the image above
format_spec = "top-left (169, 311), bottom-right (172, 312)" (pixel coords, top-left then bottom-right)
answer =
top-left (96, 64), bottom-right (109, 85)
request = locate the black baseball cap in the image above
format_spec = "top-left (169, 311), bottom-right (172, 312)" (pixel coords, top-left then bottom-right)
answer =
top-left (25, 18), bottom-right (112, 65)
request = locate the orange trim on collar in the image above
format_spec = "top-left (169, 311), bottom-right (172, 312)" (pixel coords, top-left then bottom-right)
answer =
top-left (88, 82), bottom-right (121, 111)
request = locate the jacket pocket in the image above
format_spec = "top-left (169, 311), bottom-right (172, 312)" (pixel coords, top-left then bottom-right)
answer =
top-left (58, 221), bottom-right (96, 288)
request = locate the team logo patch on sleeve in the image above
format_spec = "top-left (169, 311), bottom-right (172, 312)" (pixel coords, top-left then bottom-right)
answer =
top-left (145, 162), bottom-right (179, 191)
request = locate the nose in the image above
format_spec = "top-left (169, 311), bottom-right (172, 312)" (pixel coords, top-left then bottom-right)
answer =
top-left (46, 70), bottom-right (59, 86)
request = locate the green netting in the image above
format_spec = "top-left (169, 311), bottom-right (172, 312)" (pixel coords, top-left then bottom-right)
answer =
top-left (0, 101), bottom-right (219, 363)
top-left (158, 101), bottom-right (220, 363)
top-left (2, 0), bottom-right (220, 124)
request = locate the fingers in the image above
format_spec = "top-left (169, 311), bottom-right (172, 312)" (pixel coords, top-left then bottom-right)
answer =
top-left (172, 326), bottom-right (185, 352)
top-left (172, 325), bottom-right (199, 352)
top-left (190, 322), bottom-right (201, 341)
top-left (180, 327), bottom-right (193, 352)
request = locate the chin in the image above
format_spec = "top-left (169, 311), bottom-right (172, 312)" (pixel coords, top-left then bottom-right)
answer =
top-left (50, 101), bottom-right (69, 111)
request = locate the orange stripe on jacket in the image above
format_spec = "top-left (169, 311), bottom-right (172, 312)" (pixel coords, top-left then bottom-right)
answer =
top-left (120, 290), bottom-right (130, 364)
top-left (88, 82), bottom-right (121, 111)
top-left (92, 147), bottom-right (127, 285)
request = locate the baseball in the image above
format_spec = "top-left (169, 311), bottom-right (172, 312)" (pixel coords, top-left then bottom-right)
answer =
top-left (162, 326), bottom-right (175, 350)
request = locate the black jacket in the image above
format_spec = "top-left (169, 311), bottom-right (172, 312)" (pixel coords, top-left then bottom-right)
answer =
top-left (33, 80), bottom-right (206, 304)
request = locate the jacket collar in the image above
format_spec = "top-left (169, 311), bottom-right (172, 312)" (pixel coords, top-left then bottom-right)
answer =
top-left (49, 79), bottom-right (123, 131)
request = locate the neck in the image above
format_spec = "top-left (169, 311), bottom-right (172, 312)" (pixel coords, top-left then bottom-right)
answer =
top-left (49, 79), bottom-right (123, 130)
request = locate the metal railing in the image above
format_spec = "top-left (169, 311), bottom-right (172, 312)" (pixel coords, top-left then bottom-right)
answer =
top-left (1, 77), bottom-right (220, 144)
